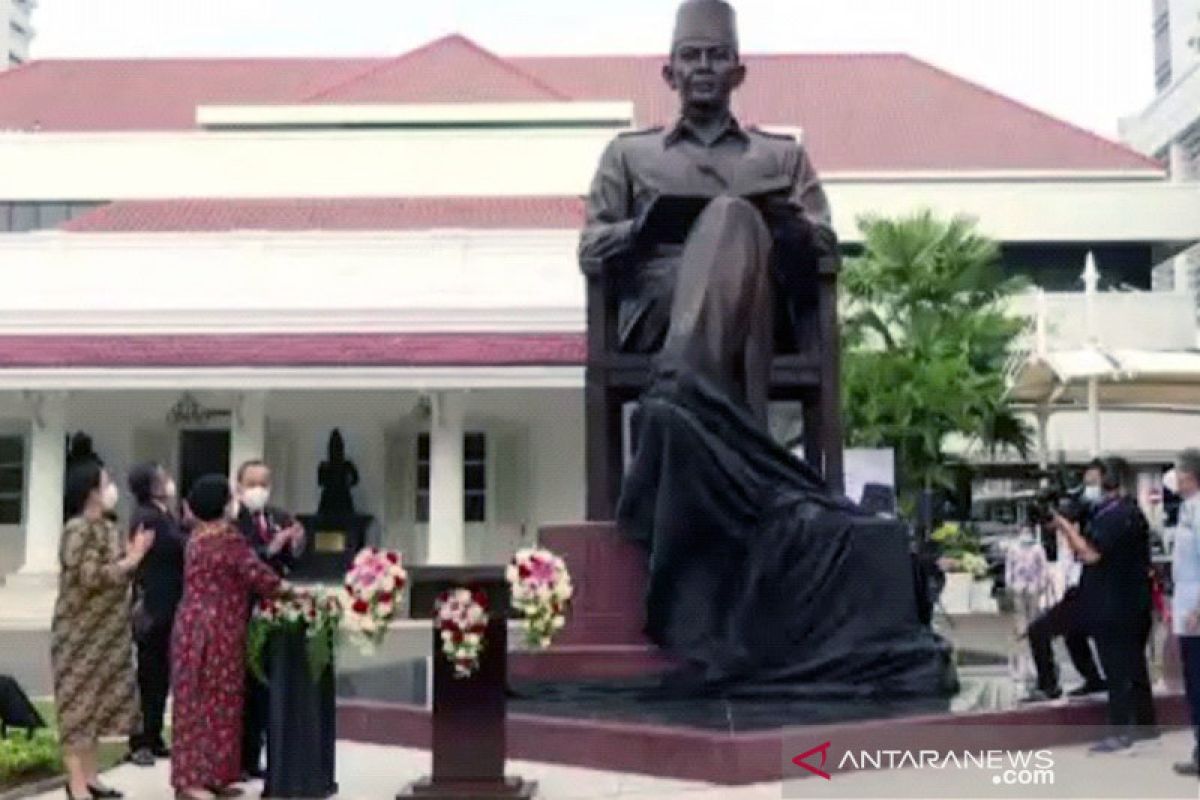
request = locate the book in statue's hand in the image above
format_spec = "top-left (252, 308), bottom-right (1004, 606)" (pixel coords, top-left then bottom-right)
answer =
top-left (639, 179), bottom-right (797, 245)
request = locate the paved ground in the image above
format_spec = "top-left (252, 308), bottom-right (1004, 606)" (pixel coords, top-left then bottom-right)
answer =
top-left (23, 733), bottom-right (1198, 800)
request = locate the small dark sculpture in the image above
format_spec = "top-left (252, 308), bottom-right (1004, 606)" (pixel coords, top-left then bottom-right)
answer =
top-left (317, 429), bottom-right (359, 519)
top-left (66, 431), bottom-right (103, 470)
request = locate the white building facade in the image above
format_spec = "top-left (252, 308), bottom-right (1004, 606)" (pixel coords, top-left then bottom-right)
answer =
top-left (1, 0), bottom-right (33, 69)
top-left (1124, 0), bottom-right (1200, 301)
top-left (0, 35), bottom-right (1197, 621)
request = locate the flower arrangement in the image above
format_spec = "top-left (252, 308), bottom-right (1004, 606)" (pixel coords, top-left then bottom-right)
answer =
top-left (506, 547), bottom-right (573, 648)
top-left (930, 521), bottom-right (990, 579)
top-left (957, 551), bottom-right (990, 579)
top-left (247, 586), bottom-right (343, 684)
top-left (434, 588), bottom-right (490, 679)
top-left (342, 547), bottom-right (408, 653)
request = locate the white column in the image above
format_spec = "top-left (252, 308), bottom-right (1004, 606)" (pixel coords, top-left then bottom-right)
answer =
top-left (229, 391), bottom-right (267, 480)
top-left (428, 391), bottom-right (465, 565)
top-left (20, 391), bottom-right (67, 575)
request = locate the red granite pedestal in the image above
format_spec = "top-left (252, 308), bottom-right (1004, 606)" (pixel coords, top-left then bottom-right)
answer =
top-left (508, 522), bottom-right (677, 681)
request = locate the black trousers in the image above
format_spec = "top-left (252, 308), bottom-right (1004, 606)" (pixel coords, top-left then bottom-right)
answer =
top-left (1027, 589), bottom-right (1105, 693)
top-left (242, 670), bottom-right (270, 773)
top-left (129, 621), bottom-right (172, 752)
top-left (1181, 635), bottom-right (1200, 763)
top-left (1093, 615), bottom-right (1156, 735)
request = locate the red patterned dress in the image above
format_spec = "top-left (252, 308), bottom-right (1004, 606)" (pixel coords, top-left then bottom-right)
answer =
top-left (170, 521), bottom-right (281, 790)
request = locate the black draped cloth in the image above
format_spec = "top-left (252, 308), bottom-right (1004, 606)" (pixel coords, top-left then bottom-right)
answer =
top-left (617, 371), bottom-right (956, 699)
top-left (263, 630), bottom-right (338, 799)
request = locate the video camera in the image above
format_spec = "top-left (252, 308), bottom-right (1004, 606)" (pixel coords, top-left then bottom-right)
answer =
top-left (1027, 472), bottom-right (1089, 528)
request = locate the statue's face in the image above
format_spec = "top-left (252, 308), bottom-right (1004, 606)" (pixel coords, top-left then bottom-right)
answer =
top-left (663, 41), bottom-right (744, 112)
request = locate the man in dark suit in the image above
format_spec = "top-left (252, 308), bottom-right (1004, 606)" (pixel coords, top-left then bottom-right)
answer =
top-left (235, 459), bottom-right (305, 779)
top-left (125, 462), bottom-right (187, 767)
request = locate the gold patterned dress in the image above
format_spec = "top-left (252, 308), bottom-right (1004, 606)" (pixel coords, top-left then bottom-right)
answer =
top-left (50, 516), bottom-right (141, 747)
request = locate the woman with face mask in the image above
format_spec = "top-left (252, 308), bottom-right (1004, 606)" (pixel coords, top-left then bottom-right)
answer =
top-left (125, 462), bottom-right (187, 768)
top-left (170, 474), bottom-right (288, 800)
top-left (52, 461), bottom-right (155, 800)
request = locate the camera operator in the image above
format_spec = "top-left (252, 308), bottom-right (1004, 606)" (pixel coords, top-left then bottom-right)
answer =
top-left (1021, 463), bottom-right (1107, 703)
top-left (1056, 456), bottom-right (1157, 752)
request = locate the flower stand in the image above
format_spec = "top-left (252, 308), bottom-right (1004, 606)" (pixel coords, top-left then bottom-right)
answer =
top-left (940, 571), bottom-right (973, 615)
top-left (969, 576), bottom-right (998, 614)
top-left (263, 628), bottom-right (338, 799)
top-left (399, 566), bottom-right (537, 800)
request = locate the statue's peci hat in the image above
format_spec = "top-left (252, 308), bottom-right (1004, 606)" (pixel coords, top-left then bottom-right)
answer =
top-left (672, 0), bottom-right (738, 52)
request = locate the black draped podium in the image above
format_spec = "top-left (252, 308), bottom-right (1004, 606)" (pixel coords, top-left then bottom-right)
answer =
top-left (263, 630), bottom-right (338, 799)
top-left (617, 371), bottom-right (957, 699)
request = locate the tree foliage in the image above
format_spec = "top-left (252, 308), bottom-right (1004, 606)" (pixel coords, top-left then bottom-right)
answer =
top-left (841, 211), bottom-right (1030, 509)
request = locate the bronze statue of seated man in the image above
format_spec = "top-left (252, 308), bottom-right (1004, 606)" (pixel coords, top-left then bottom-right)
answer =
top-left (578, 0), bottom-right (838, 426)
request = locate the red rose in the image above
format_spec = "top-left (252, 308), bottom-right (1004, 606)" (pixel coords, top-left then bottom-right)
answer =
top-left (472, 590), bottom-right (488, 608)
top-left (385, 552), bottom-right (399, 564)
top-left (351, 599), bottom-right (369, 615)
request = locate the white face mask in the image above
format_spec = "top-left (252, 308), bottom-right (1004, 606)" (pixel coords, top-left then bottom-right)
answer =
top-left (100, 482), bottom-right (120, 511)
top-left (1082, 485), bottom-right (1102, 503)
top-left (241, 486), bottom-right (270, 513)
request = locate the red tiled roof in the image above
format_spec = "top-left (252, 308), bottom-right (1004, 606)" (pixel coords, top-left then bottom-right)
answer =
top-left (305, 35), bottom-right (569, 104)
top-left (61, 197), bottom-right (585, 232)
top-left (0, 35), bottom-right (1159, 172)
top-left (0, 333), bottom-right (586, 368)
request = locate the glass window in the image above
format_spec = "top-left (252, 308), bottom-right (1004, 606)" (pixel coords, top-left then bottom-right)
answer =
top-left (415, 432), bottom-right (487, 524)
top-left (0, 202), bottom-right (109, 232)
top-left (0, 436), bottom-right (24, 526)
top-left (10, 204), bottom-right (37, 232)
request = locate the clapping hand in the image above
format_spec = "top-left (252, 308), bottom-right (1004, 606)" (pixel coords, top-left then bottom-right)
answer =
top-left (124, 525), bottom-right (155, 570)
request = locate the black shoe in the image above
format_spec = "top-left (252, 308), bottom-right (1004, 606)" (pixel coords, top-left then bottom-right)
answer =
top-left (87, 785), bottom-right (124, 799)
top-left (128, 747), bottom-right (156, 767)
top-left (1067, 681), bottom-right (1107, 697)
top-left (239, 767), bottom-right (265, 782)
top-left (65, 790), bottom-right (94, 800)
top-left (1172, 760), bottom-right (1199, 776)
top-left (1020, 687), bottom-right (1063, 703)
top-left (151, 744), bottom-right (171, 759)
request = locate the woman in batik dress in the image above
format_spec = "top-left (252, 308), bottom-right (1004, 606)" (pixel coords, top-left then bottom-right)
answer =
top-left (170, 475), bottom-right (285, 800)
top-left (52, 462), bottom-right (154, 800)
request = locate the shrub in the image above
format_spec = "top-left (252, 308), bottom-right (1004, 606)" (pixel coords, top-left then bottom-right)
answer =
top-left (0, 730), bottom-right (62, 787)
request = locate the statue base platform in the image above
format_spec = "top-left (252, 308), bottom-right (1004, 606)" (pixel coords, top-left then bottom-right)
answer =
top-left (507, 522), bottom-right (678, 682)
top-left (293, 514), bottom-right (373, 583)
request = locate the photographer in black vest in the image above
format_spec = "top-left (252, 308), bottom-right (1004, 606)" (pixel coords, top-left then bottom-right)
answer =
top-left (1055, 456), bottom-right (1156, 752)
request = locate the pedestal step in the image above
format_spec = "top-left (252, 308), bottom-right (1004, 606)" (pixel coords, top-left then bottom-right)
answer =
top-left (510, 645), bottom-right (676, 681)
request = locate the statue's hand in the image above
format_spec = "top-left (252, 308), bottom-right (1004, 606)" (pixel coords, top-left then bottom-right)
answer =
top-left (630, 193), bottom-right (662, 250)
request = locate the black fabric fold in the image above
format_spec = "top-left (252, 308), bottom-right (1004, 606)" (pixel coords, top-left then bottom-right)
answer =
top-left (617, 370), bottom-right (957, 700)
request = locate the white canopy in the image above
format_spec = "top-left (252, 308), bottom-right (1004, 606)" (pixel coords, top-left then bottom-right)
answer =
top-left (1009, 348), bottom-right (1200, 408)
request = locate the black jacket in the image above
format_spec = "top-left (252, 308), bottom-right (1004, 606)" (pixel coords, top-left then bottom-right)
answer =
top-left (130, 502), bottom-right (187, 626)
top-left (1078, 496), bottom-right (1152, 628)
top-left (236, 504), bottom-right (299, 577)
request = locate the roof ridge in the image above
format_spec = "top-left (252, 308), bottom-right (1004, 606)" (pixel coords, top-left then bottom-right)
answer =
top-left (510, 50), bottom-right (911, 62)
top-left (897, 54), bottom-right (1163, 171)
top-left (301, 33), bottom-right (572, 103)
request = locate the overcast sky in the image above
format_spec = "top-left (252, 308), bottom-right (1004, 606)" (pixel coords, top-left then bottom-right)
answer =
top-left (31, 0), bottom-right (1156, 138)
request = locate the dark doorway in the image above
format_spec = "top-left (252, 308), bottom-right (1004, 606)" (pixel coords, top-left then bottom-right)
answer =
top-left (178, 429), bottom-right (231, 500)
